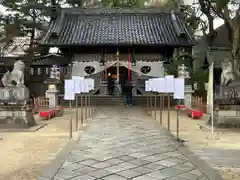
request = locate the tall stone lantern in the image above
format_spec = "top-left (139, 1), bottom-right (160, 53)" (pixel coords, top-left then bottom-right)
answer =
top-left (178, 64), bottom-right (194, 108)
top-left (44, 65), bottom-right (60, 108)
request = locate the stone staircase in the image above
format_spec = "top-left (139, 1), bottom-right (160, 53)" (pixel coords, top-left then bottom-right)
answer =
top-left (92, 96), bottom-right (125, 106)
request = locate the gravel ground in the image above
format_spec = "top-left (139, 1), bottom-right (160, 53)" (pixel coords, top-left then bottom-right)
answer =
top-left (217, 168), bottom-right (240, 180)
top-left (151, 109), bottom-right (240, 180)
top-left (0, 135), bottom-right (67, 180)
top-left (0, 108), bottom-right (85, 180)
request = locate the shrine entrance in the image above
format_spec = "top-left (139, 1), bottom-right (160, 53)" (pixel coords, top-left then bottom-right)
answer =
top-left (99, 65), bottom-right (132, 95)
top-left (107, 66), bottom-right (129, 83)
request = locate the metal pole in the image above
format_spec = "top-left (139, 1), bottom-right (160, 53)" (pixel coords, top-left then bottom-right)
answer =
top-left (85, 95), bottom-right (87, 119)
top-left (92, 95), bottom-right (94, 112)
top-left (69, 100), bottom-right (72, 139)
top-left (146, 96), bottom-right (149, 109)
top-left (92, 95), bottom-right (95, 112)
top-left (160, 94), bottom-right (162, 124)
top-left (149, 95), bottom-right (152, 115)
top-left (211, 62), bottom-right (214, 135)
top-left (90, 94), bottom-right (92, 114)
top-left (88, 94), bottom-right (90, 116)
top-left (167, 94), bottom-right (170, 131)
top-left (177, 108), bottom-right (180, 139)
top-left (154, 93), bottom-right (157, 119)
top-left (80, 94), bottom-right (83, 125)
top-left (75, 96), bottom-right (78, 131)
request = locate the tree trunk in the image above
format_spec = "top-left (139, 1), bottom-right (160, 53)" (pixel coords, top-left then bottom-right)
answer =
top-left (232, 24), bottom-right (240, 58)
top-left (232, 24), bottom-right (240, 76)
top-left (198, 0), bottom-right (215, 46)
top-left (207, 14), bottom-right (214, 47)
top-left (26, 16), bottom-right (36, 64)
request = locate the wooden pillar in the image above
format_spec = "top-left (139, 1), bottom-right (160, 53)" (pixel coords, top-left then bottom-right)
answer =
top-left (128, 48), bottom-right (131, 81)
top-left (116, 48), bottom-right (120, 83)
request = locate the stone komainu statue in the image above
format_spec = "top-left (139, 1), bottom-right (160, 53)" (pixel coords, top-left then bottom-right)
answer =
top-left (1, 60), bottom-right (25, 87)
top-left (221, 59), bottom-right (234, 86)
top-left (0, 60), bottom-right (29, 102)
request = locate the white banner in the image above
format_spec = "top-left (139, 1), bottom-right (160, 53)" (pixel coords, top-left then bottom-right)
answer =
top-left (156, 78), bottom-right (166, 93)
top-left (72, 61), bottom-right (117, 77)
top-left (74, 79), bottom-right (82, 94)
top-left (173, 78), bottom-right (185, 99)
top-left (165, 75), bottom-right (174, 93)
top-left (83, 79), bottom-right (90, 93)
top-left (85, 78), bottom-right (94, 90)
top-left (151, 78), bottom-right (158, 92)
top-left (72, 76), bottom-right (84, 94)
top-left (145, 80), bottom-right (150, 91)
top-left (120, 61), bottom-right (164, 77)
top-left (64, 80), bottom-right (75, 100)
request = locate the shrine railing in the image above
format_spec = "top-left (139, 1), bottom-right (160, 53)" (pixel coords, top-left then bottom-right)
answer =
top-left (34, 97), bottom-right (49, 108)
top-left (192, 96), bottom-right (207, 113)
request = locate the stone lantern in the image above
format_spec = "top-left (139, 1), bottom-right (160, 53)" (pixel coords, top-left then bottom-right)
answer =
top-left (178, 64), bottom-right (190, 79)
top-left (178, 64), bottom-right (194, 108)
top-left (44, 65), bottom-right (60, 108)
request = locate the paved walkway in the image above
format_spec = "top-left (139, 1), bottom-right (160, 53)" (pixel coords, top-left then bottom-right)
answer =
top-left (38, 107), bottom-right (222, 180)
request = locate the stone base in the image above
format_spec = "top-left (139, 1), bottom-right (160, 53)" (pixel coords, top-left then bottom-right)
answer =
top-left (209, 108), bottom-right (240, 128)
top-left (0, 105), bottom-right (36, 129)
top-left (0, 85), bottom-right (29, 102)
top-left (184, 85), bottom-right (194, 109)
top-left (45, 89), bottom-right (59, 108)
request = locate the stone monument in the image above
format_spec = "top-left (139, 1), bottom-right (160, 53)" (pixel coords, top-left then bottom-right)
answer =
top-left (0, 60), bottom-right (36, 129)
top-left (178, 64), bottom-right (194, 108)
top-left (213, 59), bottom-right (240, 127)
top-left (44, 65), bottom-right (60, 108)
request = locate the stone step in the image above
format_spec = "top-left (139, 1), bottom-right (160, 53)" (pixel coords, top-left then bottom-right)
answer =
top-left (92, 96), bottom-right (126, 105)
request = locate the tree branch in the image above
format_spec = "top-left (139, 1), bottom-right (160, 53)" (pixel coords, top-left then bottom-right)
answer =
top-left (223, 6), bottom-right (234, 29)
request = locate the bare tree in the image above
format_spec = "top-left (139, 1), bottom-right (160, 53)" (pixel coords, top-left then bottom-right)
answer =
top-left (198, 0), bottom-right (240, 75)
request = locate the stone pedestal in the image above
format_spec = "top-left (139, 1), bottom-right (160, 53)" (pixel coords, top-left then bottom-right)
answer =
top-left (184, 85), bottom-right (194, 108)
top-left (212, 106), bottom-right (240, 127)
top-left (45, 89), bottom-right (59, 108)
top-left (0, 105), bottom-right (35, 129)
top-left (0, 85), bottom-right (29, 103)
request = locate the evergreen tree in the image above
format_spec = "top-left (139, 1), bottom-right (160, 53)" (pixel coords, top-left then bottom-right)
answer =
top-left (0, 14), bottom-right (24, 56)
top-left (101, 0), bottom-right (146, 7)
top-left (1, 0), bottom-right (51, 61)
top-left (66, 0), bottom-right (84, 7)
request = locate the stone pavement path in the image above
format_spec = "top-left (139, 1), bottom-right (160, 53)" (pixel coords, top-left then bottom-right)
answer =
top-left (38, 107), bottom-right (221, 180)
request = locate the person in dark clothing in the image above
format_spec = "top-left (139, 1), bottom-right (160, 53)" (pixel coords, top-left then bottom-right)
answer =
top-left (124, 80), bottom-right (133, 106)
top-left (29, 92), bottom-right (35, 106)
top-left (107, 74), bottom-right (114, 95)
top-left (119, 77), bottom-right (126, 95)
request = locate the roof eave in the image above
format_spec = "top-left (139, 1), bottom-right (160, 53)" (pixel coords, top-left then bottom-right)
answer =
top-left (38, 43), bottom-right (195, 48)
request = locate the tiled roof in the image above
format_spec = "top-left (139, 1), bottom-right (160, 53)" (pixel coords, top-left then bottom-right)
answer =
top-left (40, 8), bottom-right (195, 46)
top-left (31, 54), bottom-right (70, 66)
top-left (74, 53), bottom-right (164, 62)
top-left (0, 54), bottom-right (70, 66)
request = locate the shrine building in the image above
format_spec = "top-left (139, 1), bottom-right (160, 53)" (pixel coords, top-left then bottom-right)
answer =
top-left (39, 7), bottom-right (195, 95)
